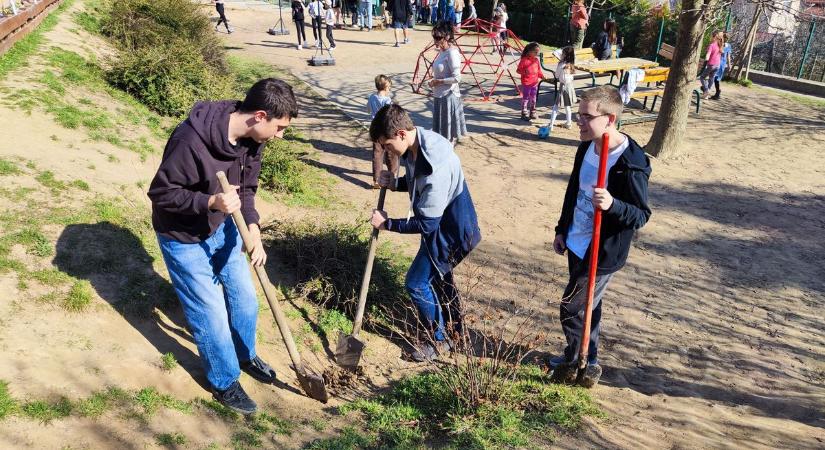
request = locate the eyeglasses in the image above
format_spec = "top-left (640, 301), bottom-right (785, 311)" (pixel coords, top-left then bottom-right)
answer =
top-left (576, 113), bottom-right (609, 123)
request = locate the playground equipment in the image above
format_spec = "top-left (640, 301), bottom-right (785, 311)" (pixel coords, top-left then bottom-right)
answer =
top-left (268, 0), bottom-right (290, 36)
top-left (411, 18), bottom-right (525, 102)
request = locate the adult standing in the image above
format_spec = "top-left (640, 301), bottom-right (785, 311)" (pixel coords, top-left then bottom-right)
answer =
top-left (429, 21), bottom-right (467, 144)
top-left (389, 0), bottom-right (411, 46)
top-left (454, 0), bottom-right (464, 26)
top-left (570, 0), bottom-right (588, 49)
top-left (308, 0), bottom-right (325, 47)
top-left (148, 78), bottom-right (298, 414)
top-left (358, 0), bottom-right (373, 30)
top-left (214, 0), bottom-right (233, 34)
top-left (292, 0), bottom-right (307, 50)
top-left (332, 0), bottom-right (342, 26)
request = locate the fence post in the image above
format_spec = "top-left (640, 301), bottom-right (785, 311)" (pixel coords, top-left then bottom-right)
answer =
top-left (808, 53), bottom-right (819, 79)
top-left (724, 9), bottom-right (731, 33)
top-left (797, 21), bottom-right (816, 79)
top-left (654, 16), bottom-right (664, 62)
top-left (767, 37), bottom-right (775, 73)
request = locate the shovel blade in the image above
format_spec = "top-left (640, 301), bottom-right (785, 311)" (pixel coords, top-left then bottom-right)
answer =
top-left (334, 334), bottom-right (365, 370)
top-left (296, 368), bottom-right (329, 403)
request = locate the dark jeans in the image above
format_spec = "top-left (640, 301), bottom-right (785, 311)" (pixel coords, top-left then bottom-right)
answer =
top-left (559, 251), bottom-right (614, 364)
top-left (406, 246), bottom-right (461, 342)
top-left (311, 16), bottom-right (323, 41)
top-left (326, 24), bottom-right (336, 47)
top-left (216, 3), bottom-right (230, 31)
top-left (295, 19), bottom-right (307, 45)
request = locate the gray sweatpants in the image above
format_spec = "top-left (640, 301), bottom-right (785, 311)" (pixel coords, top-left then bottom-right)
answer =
top-left (559, 251), bottom-right (614, 364)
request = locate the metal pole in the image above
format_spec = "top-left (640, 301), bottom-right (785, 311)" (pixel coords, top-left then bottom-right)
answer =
top-left (724, 8), bottom-right (731, 33)
top-left (654, 16), bottom-right (665, 62)
top-left (564, 5), bottom-right (571, 46)
top-left (768, 36), bottom-right (775, 73)
top-left (798, 21), bottom-right (816, 79)
top-left (529, 13), bottom-right (533, 39)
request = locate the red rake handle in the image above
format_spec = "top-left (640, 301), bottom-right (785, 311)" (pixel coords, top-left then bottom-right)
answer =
top-left (578, 133), bottom-right (610, 370)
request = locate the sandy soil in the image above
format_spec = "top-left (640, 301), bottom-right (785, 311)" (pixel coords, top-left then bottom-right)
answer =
top-left (218, 3), bottom-right (825, 449)
top-left (0, 1), bottom-right (822, 448)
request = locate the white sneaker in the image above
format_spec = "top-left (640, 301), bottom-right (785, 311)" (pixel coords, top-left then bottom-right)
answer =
top-left (297, 44), bottom-right (301, 50)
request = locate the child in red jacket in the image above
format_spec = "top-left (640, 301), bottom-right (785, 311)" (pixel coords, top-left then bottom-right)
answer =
top-left (516, 42), bottom-right (545, 121)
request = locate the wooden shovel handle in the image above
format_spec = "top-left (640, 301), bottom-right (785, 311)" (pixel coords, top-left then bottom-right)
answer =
top-left (216, 171), bottom-right (305, 371)
top-left (351, 187), bottom-right (387, 336)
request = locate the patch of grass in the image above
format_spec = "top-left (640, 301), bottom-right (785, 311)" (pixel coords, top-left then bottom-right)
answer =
top-left (71, 180), bottom-right (90, 191)
top-left (259, 127), bottom-right (330, 207)
top-left (160, 352), bottom-right (178, 371)
top-left (0, 381), bottom-right (18, 419)
top-left (45, 48), bottom-right (103, 86)
top-left (737, 78), bottom-right (753, 87)
top-left (263, 220), bottom-right (410, 327)
top-left (21, 397), bottom-right (73, 424)
top-left (318, 308), bottom-right (353, 338)
top-left (134, 387), bottom-right (192, 417)
top-left (198, 398), bottom-right (240, 422)
top-left (305, 427), bottom-right (377, 450)
top-left (41, 70), bottom-right (65, 94)
top-left (0, 158), bottom-right (20, 175)
top-left (75, 386), bottom-right (130, 418)
top-left (308, 418), bottom-right (327, 432)
top-left (36, 170), bottom-right (67, 192)
top-left (12, 227), bottom-right (53, 256)
top-left (53, 104), bottom-right (84, 129)
top-left (231, 430), bottom-right (262, 449)
top-left (25, 268), bottom-right (72, 286)
top-left (334, 367), bottom-right (602, 449)
top-left (64, 280), bottom-right (94, 312)
top-left (74, 11), bottom-right (102, 35)
top-left (156, 432), bottom-right (187, 447)
top-left (0, 0), bottom-right (74, 78)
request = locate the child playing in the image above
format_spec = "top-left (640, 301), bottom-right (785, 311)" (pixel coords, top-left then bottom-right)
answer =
top-left (368, 104), bottom-right (482, 362)
top-left (548, 85), bottom-right (651, 388)
top-left (491, 13), bottom-right (503, 54)
top-left (515, 42), bottom-right (545, 121)
top-left (711, 31), bottom-right (731, 100)
top-left (324, 1), bottom-right (337, 50)
top-left (700, 30), bottom-right (723, 99)
top-left (555, 46), bottom-right (577, 128)
top-left (367, 75), bottom-right (398, 188)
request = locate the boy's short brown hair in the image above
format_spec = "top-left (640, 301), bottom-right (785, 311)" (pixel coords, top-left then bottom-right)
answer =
top-left (578, 85), bottom-right (623, 121)
top-left (374, 74), bottom-right (391, 91)
top-left (369, 104), bottom-right (414, 142)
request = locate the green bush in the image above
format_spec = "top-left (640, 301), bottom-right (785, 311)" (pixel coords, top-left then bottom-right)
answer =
top-left (106, 43), bottom-right (233, 117)
top-left (101, 0), bottom-right (233, 116)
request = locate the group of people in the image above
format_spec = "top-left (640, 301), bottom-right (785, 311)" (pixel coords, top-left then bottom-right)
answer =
top-left (150, 15), bottom-right (652, 414)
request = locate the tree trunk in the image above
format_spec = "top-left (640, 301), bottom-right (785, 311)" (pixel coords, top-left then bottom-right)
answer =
top-left (491, 0), bottom-right (498, 19)
top-left (732, 3), bottom-right (762, 80)
top-left (646, 0), bottom-right (717, 159)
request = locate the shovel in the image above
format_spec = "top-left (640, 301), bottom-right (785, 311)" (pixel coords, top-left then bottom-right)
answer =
top-left (575, 133), bottom-right (610, 385)
top-left (216, 171), bottom-right (329, 403)
top-left (334, 187), bottom-right (388, 370)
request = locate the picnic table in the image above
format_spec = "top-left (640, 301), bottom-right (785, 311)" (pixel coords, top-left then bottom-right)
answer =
top-left (574, 57), bottom-right (660, 86)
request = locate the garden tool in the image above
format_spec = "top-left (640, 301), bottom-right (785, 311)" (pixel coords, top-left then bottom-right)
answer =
top-left (216, 171), bottom-right (329, 403)
top-left (335, 187), bottom-right (388, 370)
top-left (575, 133), bottom-right (610, 385)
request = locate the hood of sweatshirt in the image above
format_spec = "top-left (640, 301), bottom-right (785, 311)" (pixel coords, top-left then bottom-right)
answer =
top-left (185, 100), bottom-right (245, 160)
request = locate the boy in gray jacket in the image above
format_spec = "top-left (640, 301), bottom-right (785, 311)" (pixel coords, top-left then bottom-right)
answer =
top-left (368, 104), bottom-right (481, 361)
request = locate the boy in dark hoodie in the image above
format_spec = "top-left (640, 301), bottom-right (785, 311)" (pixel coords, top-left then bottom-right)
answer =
top-left (148, 78), bottom-right (298, 414)
top-left (549, 85), bottom-right (651, 387)
top-left (368, 104), bottom-right (481, 362)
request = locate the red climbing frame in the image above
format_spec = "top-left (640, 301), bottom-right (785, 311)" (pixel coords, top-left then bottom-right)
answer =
top-left (411, 18), bottom-right (525, 102)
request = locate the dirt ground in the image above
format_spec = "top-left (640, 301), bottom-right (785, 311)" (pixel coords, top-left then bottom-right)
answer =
top-left (0, 1), bottom-right (823, 448)
top-left (219, 3), bottom-right (825, 449)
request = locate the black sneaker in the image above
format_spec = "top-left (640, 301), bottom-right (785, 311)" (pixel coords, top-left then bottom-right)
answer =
top-left (410, 340), bottom-right (451, 362)
top-left (710, 94), bottom-right (720, 100)
top-left (240, 356), bottom-right (277, 384)
top-left (212, 381), bottom-right (257, 415)
top-left (578, 363), bottom-right (602, 388)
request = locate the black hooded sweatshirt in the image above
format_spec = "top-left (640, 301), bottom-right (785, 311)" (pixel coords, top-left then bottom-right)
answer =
top-left (148, 100), bottom-right (263, 243)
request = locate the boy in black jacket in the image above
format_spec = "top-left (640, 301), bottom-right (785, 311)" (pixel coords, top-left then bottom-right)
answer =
top-left (148, 79), bottom-right (297, 414)
top-left (549, 85), bottom-right (651, 387)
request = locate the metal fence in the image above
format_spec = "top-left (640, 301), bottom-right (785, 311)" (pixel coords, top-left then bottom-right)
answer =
top-left (748, 18), bottom-right (824, 81)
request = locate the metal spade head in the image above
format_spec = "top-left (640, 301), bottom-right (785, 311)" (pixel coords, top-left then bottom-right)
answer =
top-left (334, 333), bottom-right (366, 371)
top-left (296, 368), bottom-right (329, 403)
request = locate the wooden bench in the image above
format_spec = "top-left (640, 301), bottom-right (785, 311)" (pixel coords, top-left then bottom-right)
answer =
top-left (655, 42), bottom-right (702, 114)
top-left (537, 47), bottom-right (617, 107)
top-left (617, 68), bottom-right (667, 129)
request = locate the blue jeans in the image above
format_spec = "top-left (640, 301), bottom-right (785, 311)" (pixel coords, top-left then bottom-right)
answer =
top-left (358, 1), bottom-right (373, 29)
top-left (405, 246), bottom-right (461, 342)
top-left (158, 218), bottom-right (258, 391)
top-left (430, 6), bottom-right (437, 24)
